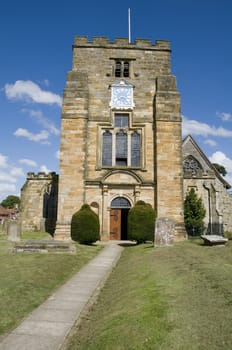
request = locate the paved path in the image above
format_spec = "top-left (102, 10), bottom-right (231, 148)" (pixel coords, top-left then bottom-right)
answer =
top-left (0, 242), bottom-right (124, 350)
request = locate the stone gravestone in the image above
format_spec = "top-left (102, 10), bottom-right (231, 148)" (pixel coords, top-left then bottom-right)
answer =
top-left (7, 221), bottom-right (21, 242)
top-left (154, 217), bottom-right (175, 247)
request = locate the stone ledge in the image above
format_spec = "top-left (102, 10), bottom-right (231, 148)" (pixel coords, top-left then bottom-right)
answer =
top-left (10, 240), bottom-right (76, 254)
top-left (201, 235), bottom-right (228, 246)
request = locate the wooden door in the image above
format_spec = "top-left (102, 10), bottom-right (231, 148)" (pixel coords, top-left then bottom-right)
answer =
top-left (110, 209), bottom-right (121, 240)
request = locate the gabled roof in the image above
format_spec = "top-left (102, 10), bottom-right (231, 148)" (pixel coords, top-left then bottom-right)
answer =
top-left (183, 135), bottom-right (231, 189)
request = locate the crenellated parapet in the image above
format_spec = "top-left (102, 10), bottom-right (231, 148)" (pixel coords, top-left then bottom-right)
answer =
top-left (73, 36), bottom-right (170, 51)
top-left (26, 172), bottom-right (58, 180)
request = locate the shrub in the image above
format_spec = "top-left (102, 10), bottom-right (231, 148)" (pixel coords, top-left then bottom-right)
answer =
top-left (184, 188), bottom-right (206, 236)
top-left (224, 231), bottom-right (232, 240)
top-left (128, 201), bottom-right (156, 243)
top-left (71, 204), bottom-right (100, 244)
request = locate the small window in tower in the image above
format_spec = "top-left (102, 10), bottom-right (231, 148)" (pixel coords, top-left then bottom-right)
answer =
top-left (115, 61), bottom-right (121, 77)
top-left (114, 114), bottom-right (129, 128)
top-left (123, 62), bottom-right (130, 77)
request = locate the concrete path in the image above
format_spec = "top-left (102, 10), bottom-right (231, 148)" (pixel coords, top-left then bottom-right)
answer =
top-left (0, 242), bottom-right (124, 350)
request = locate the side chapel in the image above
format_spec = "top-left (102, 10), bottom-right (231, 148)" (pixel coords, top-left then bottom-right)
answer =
top-left (20, 36), bottom-right (232, 239)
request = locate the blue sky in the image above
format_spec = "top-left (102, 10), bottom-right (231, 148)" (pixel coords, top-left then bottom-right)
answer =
top-left (1, 0), bottom-right (232, 202)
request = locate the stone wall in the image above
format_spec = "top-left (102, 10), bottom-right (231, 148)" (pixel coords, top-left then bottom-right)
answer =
top-left (54, 36), bottom-right (185, 240)
top-left (183, 135), bottom-right (232, 234)
top-left (19, 37), bottom-right (232, 240)
top-left (20, 172), bottom-right (58, 234)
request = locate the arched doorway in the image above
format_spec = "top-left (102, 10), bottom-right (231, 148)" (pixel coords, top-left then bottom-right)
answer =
top-left (110, 197), bottom-right (131, 240)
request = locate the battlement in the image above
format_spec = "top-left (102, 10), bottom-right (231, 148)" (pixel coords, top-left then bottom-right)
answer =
top-left (27, 172), bottom-right (58, 180)
top-left (73, 36), bottom-right (170, 51)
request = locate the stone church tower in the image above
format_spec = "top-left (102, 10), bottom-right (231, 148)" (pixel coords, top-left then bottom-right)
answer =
top-left (54, 36), bottom-right (185, 241)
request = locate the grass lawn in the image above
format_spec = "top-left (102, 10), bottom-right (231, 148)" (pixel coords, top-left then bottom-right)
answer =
top-left (64, 240), bottom-right (232, 350)
top-left (0, 230), bottom-right (102, 336)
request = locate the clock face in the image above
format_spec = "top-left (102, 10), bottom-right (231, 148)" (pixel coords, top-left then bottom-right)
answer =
top-left (110, 86), bottom-right (133, 109)
top-left (114, 88), bottom-right (131, 105)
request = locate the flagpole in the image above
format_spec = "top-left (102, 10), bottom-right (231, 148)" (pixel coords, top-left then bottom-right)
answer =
top-left (128, 8), bottom-right (131, 44)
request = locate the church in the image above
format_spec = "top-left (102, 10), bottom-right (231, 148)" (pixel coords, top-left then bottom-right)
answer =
top-left (20, 36), bottom-right (232, 240)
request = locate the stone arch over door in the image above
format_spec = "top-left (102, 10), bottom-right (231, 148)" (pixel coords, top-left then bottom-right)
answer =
top-left (110, 197), bottom-right (131, 240)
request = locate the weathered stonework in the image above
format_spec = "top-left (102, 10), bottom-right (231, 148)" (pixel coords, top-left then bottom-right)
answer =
top-left (54, 36), bottom-right (185, 241)
top-left (20, 172), bottom-right (58, 234)
top-left (20, 36), bottom-right (232, 240)
top-left (183, 135), bottom-right (232, 234)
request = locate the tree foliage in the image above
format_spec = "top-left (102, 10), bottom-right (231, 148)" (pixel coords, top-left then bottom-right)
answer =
top-left (128, 200), bottom-right (156, 243)
top-left (212, 163), bottom-right (227, 177)
top-left (71, 204), bottom-right (100, 244)
top-left (1, 195), bottom-right (20, 208)
top-left (184, 188), bottom-right (206, 236)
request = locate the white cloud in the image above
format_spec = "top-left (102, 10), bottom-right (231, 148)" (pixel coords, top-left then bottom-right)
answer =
top-left (40, 165), bottom-right (51, 173)
top-left (19, 158), bottom-right (37, 167)
top-left (203, 139), bottom-right (217, 147)
top-left (0, 156), bottom-right (24, 202)
top-left (10, 167), bottom-right (24, 177)
top-left (217, 112), bottom-right (232, 122)
top-left (209, 151), bottom-right (232, 173)
top-left (0, 154), bottom-right (8, 168)
top-left (43, 79), bottom-right (50, 87)
top-left (21, 108), bottom-right (60, 135)
top-left (182, 116), bottom-right (232, 138)
top-left (4, 80), bottom-right (62, 106)
top-left (0, 172), bottom-right (17, 183)
top-left (225, 174), bottom-right (232, 187)
top-left (14, 128), bottom-right (50, 144)
top-left (0, 183), bottom-right (17, 193)
top-left (21, 108), bottom-right (42, 118)
top-left (55, 150), bottom-right (60, 159)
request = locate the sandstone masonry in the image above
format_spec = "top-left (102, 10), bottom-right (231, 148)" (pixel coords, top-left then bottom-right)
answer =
top-left (54, 36), bottom-right (185, 240)
top-left (20, 36), bottom-right (232, 239)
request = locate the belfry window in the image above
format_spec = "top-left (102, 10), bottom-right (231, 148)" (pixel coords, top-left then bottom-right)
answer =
top-left (123, 62), bottom-right (130, 77)
top-left (114, 61), bottom-right (130, 78)
top-left (115, 61), bottom-right (122, 77)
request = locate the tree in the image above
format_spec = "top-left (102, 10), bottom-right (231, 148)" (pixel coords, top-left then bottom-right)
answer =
top-left (212, 163), bottom-right (227, 177)
top-left (71, 204), bottom-right (100, 244)
top-left (128, 200), bottom-right (156, 243)
top-left (184, 188), bottom-right (206, 236)
top-left (1, 195), bottom-right (20, 209)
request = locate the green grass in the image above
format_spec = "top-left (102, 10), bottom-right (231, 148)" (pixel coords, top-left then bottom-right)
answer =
top-left (64, 240), bottom-right (232, 350)
top-left (21, 231), bottom-right (53, 240)
top-left (0, 231), bottom-right (102, 335)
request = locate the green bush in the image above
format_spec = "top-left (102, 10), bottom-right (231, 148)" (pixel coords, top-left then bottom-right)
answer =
top-left (128, 201), bottom-right (156, 244)
top-left (184, 188), bottom-right (206, 236)
top-left (71, 204), bottom-right (100, 244)
top-left (224, 231), bottom-right (232, 240)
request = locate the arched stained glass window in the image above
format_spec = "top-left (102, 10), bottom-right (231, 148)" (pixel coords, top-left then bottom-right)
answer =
top-left (131, 132), bottom-right (140, 166)
top-left (111, 197), bottom-right (131, 208)
top-left (102, 130), bottom-right (112, 166)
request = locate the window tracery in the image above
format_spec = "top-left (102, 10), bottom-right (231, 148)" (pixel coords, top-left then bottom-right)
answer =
top-left (183, 156), bottom-right (202, 174)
